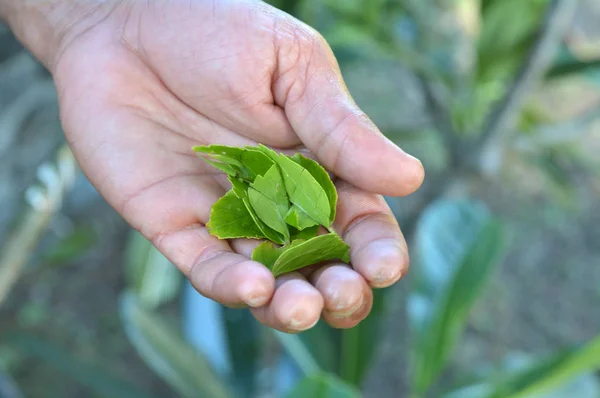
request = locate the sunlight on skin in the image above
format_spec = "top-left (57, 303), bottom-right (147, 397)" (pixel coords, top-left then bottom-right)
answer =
top-left (1, 0), bottom-right (424, 332)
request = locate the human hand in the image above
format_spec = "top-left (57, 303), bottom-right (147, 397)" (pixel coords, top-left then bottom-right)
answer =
top-left (3, 0), bottom-right (424, 332)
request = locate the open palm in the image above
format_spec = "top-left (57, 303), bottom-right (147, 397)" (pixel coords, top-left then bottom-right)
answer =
top-left (52, 0), bottom-right (424, 332)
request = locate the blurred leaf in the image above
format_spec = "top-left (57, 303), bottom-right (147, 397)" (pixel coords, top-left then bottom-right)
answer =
top-left (546, 58), bottom-right (600, 80)
top-left (0, 368), bottom-right (22, 398)
top-left (488, 335), bottom-right (600, 398)
top-left (339, 288), bottom-right (386, 386)
top-left (286, 373), bottom-right (362, 398)
top-left (222, 307), bottom-right (259, 398)
top-left (119, 291), bottom-right (232, 398)
top-left (409, 199), bottom-right (508, 395)
top-left (478, 0), bottom-right (548, 62)
top-left (299, 321), bottom-right (340, 374)
top-left (43, 225), bottom-right (96, 264)
top-left (7, 333), bottom-right (157, 398)
top-left (323, 23), bottom-right (389, 61)
top-left (124, 231), bottom-right (182, 309)
top-left (274, 330), bottom-right (321, 376)
top-left (445, 335), bottom-right (600, 398)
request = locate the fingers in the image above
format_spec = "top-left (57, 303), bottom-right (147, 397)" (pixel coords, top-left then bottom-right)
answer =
top-left (310, 264), bottom-right (373, 329)
top-left (251, 273), bottom-right (323, 332)
top-left (335, 181), bottom-right (409, 288)
top-left (154, 226), bottom-right (275, 308)
top-left (271, 19), bottom-right (424, 196)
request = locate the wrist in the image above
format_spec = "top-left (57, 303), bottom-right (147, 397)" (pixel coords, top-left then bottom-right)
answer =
top-left (0, 0), bottom-right (122, 71)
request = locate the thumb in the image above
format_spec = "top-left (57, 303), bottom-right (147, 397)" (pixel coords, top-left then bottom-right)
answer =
top-left (271, 18), bottom-right (424, 197)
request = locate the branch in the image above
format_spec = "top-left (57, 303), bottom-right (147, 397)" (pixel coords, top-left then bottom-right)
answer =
top-left (0, 145), bottom-right (76, 306)
top-left (417, 75), bottom-right (465, 168)
top-left (473, 0), bottom-right (578, 166)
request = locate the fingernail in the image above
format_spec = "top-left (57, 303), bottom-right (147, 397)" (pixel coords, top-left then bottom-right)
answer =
top-left (289, 315), bottom-right (319, 331)
top-left (328, 295), bottom-right (364, 319)
top-left (245, 294), bottom-right (270, 308)
top-left (365, 240), bottom-right (405, 286)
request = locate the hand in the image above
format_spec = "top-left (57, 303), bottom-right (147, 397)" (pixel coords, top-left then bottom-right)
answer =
top-left (11, 0), bottom-right (424, 331)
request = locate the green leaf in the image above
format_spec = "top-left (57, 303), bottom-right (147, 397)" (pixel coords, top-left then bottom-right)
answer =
top-left (290, 224), bottom-right (320, 240)
top-left (193, 145), bottom-right (274, 181)
top-left (339, 288), bottom-right (387, 386)
top-left (194, 145), bottom-right (245, 177)
top-left (207, 190), bottom-right (267, 240)
top-left (224, 176), bottom-right (287, 244)
top-left (258, 145), bottom-right (331, 227)
top-left (273, 331), bottom-right (321, 376)
top-left (119, 291), bottom-right (232, 398)
top-left (410, 200), bottom-right (508, 395)
top-left (42, 225), bottom-right (96, 264)
top-left (242, 196), bottom-right (287, 244)
top-left (124, 231), bottom-right (182, 309)
top-left (222, 308), bottom-right (260, 398)
top-left (7, 332), bottom-right (158, 398)
top-left (251, 241), bottom-right (286, 269)
top-left (241, 147), bottom-right (276, 179)
top-left (285, 205), bottom-right (319, 231)
top-left (291, 154), bottom-right (338, 223)
top-left (248, 165), bottom-right (290, 241)
top-left (299, 320), bottom-right (341, 374)
top-left (270, 233), bottom-right (350, 276)
top-left (488, 336), bottom-right (600, 398)
top-left (286, 373), bottom-right (362, 398)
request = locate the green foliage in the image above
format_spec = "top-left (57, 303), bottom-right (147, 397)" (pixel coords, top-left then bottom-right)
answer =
top-left (410, 200), bottom-right (508, 396)
top-left (286, 373), bottom-right (362, 398)
top-left (42, 225), bottom-right (96, 264)
top-left (222, 308), bottom-right (260, 398)
top-left (195, 144), bottom-right (349, 275)
top-left (207, 190), bottom-right (269, 240)
top-left (339, 288), bottom-right (387, 386)
top-left (7, 333), bottom-right (158, 398)
top-left (124, 231), bottom-right (182, 309)
top-left (486, 335), bottom-right (600, 398)
top-left (119, 292), bottom-right (232, 398)
top-left (258, 145), bottom-right (331, 227)
top-left (252, 233), bottom-right (349, 277)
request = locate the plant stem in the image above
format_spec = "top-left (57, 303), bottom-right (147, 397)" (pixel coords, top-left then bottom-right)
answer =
top-left (473, 0), bottom-right (578, 171)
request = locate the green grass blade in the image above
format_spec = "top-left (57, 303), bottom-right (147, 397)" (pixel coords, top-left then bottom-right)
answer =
top-left (119, 291), bottom-right (232, 398)
top-left (410, 200), bottom-right (508, 396)
top-left (221, 307), bottom-right (260, 398)
top-left (7, 333), bottom-right (158, 398)
top-left (124, 231), bottom-right (182, 309)
top-left (286, 373), bottom-right (362, 398)
top-left (274, 330), bottom-right (321, 376)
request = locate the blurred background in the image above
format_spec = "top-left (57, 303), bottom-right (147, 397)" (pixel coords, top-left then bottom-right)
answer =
top-left (1, 0), bottom-right (600, 397)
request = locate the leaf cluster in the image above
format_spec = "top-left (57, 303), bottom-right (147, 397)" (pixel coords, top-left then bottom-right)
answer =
top-left (194, 144), bottom-right (349, 276)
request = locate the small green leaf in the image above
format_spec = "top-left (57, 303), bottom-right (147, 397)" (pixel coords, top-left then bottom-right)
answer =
top-left (286, 373), bottom-right (362, 398)
top-left (251, 241), bottom-right (286, 269)
top-left (290, 225), bottom-right (320, 241)
top-left (207, 190), bottom-right (266, 240)
top-left (248, 165), bottom-right (290, 241)
top-left (291, 153), bottom-right (338, 223)
top-left (242, 197), bottom-right (286, 245)
top-left (271, 233), bottom-right (349, 276)
top-left (241, 148), bottom-right (275, 179)
top-left (258, 145), bottom-right (331, 227)
top-left (223, 176), bottom-right (286, 244)
top-left (285, 205), bottom-right (319, 230)
top-left (194, 145), bottom-right (274, 181)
